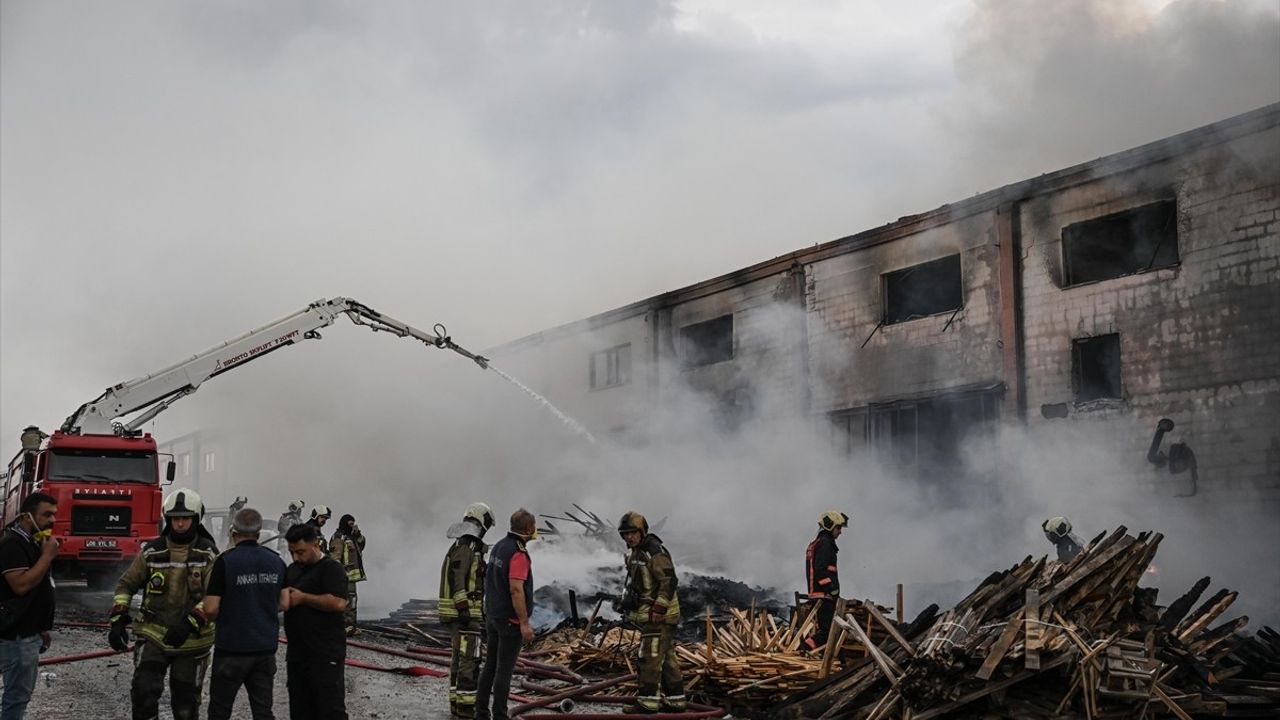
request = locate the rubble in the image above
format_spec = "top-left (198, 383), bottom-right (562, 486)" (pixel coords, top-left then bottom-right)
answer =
top-left (773, 527), bottom-right (1280, 719)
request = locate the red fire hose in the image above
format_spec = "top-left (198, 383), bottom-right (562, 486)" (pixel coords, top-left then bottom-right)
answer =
top-left (344, 657), bottom-right (445, 677)
top-left (38, 647), bottom-right (131, 666)
top-left (510, 673), bottom-right (635, 715)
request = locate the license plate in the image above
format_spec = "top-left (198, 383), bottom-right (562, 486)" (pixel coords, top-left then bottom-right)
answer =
top-left (85, 539), bottom-right (118, 549)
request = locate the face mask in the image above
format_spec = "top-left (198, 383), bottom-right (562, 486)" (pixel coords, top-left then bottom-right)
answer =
top-left (26, 513), bottom-right (52, 543)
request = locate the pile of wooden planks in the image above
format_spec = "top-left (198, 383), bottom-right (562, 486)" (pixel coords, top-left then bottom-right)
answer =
top-left (774, 526), bottom-right (1280, 719)
top-left (673, 606), bottom-right (842, 706)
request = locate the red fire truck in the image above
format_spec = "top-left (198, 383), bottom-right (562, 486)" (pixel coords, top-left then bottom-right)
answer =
top-left (2, 297), bottom-right (487, 586)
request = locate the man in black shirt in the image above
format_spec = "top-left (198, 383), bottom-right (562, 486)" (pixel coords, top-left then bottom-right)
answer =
top-left (204, 508), bottom-right (288, 720)
top-left (0, 492), bottom-right (59, 720)
top-left (282, 522), bottom-right (348, 720)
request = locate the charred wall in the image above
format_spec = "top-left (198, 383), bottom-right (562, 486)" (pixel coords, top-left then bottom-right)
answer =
top-left (1020, 125), bottom-right (1280, 499)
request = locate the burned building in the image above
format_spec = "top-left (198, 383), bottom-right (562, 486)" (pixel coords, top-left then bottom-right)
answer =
top-left (491, 104), bottom-right (1280, 500)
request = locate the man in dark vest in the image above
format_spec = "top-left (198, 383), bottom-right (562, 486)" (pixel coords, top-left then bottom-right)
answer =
top-left (203, 507), bottom-right (288, 720)
top-left (474, 508), bottom-right (536, 720)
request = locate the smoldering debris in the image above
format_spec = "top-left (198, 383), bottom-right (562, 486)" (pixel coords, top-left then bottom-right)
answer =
top-left (362, 524), bottom-right (1277, 719)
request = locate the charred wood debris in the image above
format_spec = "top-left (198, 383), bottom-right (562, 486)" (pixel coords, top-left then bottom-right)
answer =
top-left (358, 510), bottom-right (1277, 719)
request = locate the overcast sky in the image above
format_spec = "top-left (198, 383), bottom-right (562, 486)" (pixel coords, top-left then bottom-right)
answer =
top-left (2, 0), bottom-right (1278, 460)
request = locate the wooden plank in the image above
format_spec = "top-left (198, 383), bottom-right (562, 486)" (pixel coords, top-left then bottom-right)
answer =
top-left (1152, 683), bottom-right (1195, 720)
top-left (976, 609), bottom-right (1025, 681)
top-left (1042, 535), bottom-right (1135, 604)
top-left (1025, 588), bottom-right (1042, 671)
top-left (896, 583), bottom-right (904, 624)
top-left (864, 599), bottom-right (916, 658)
top-left (835, 613), bottom-right (901, 683)
top-left (914, 655), bottom-right (1070, 720)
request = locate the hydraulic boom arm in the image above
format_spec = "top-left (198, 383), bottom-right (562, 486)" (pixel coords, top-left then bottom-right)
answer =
top-left (62, 297), bottom-right (489, 436)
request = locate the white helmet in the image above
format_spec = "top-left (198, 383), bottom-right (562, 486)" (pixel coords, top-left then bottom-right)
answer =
top-left (1043, 516), bottom-right (1072, 539)
top-left (464, 502), bottom-right (496, 530)
top-left (311, 505), bottom-right (332, 520)
top-left (288, 500), bottom-right (305, 512)
top-left (163, 488), bottom-right (205, 519)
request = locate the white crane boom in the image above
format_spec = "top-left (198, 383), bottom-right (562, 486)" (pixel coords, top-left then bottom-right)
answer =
top-left (61, 297), bottom-right (488, 436)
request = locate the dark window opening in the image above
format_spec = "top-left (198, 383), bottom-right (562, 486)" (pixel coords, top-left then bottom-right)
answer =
top-left (1062, 200), bottom-right (1178, 286)
top-left (884, 254), bottom-right (963, 325)
top-left (681, 315), bottom-right (734, 367)
top-left (589, 343), bottom-right (632, 390)
top-left (1073, 334), bottom-right (1121, 401)
top-left (831, 389), bottom-right (1001, 481)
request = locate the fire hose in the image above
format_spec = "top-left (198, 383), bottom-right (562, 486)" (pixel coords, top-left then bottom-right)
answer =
top-left (511, 673), bottom-right (634, 715)
top-left (403, 644), bottom-right (582, 683)
top-left (523, 695), bottom-right (727, 720)
top-left (38, 646), bottom-right (131, 666)
top-left (344, 657), bottom-right (445, 677)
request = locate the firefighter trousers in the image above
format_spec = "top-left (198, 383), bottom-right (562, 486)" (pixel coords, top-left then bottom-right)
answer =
top-left (344, 582), bottom-right (359, 634)
top-left (130, 639), bottom-right (210, 720)
top-left (448, 621), bottom-right (483, 717)
top-left (636, 623), bottom-right (685, 712)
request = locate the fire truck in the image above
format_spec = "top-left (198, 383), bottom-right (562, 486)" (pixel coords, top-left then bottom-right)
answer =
top-left (1, 297), bottom-right (487, 587)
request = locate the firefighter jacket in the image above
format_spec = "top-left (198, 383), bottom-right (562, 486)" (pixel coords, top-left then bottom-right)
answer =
top-left (329, 529), bottom-right (367, 583)
top-left (623, 534), bottom-right (681, 626)
top-left (306, 519), bottom-right (329, 554)
top-left (112, 531), bottom-right (219, 654)
top-left (806, 529), bottom-right (839, 598)
top-left (438, 534), bottom-right (486, 623)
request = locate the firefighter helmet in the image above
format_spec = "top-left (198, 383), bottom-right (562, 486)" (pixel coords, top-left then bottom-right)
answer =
top-left (617, 511), bottom-right (648, 536)
top-left (1043, 516), bottom-right (1072, 539)
top-left (163, 488), bottom-right (205, 519)
top-left (311, 505), bottom-right (332, 520)
top-left (288, 500), bottom-right (304, 513)
top-left (818, 510), bottom-right (849, 532)
top-left (464, 502), bottom-right (496, 530)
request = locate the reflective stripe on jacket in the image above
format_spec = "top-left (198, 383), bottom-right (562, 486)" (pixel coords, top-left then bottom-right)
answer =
top-left (329, 530), bottom-right (367, 582)
top-left (113, 534), bottom-right (219, 653)
top-left (806, 529), bottom-right (839, 598)
top-left (624, 534), bottom-right (681, 626)
top-left (438, 535), bottom-right (486, 622)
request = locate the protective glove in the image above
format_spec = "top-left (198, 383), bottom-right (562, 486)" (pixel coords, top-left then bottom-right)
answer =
top-left (618, 592), bottom-right (639, 613)
top-left (162, 609), bottom-right (207, 648)
top-left (108, 607), bottom-right (131, 652)
top-left (455, 599), bottom-right (472, 624)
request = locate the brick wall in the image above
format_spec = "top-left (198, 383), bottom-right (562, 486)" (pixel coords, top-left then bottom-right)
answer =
top-left (1020, 126), bottom-right (1280, 498)
top-left (804, 210), bottom-right (1006, 414)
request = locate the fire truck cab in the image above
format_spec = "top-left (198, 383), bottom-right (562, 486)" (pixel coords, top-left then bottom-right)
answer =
top-left (3, 430), bottom-right (174, 588)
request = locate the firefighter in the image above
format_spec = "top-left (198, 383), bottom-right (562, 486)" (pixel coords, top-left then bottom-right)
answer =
top-left (618, 511), bottom-right (684, 713)
top-left (438, 502), bottom-right (495, 718)
top-left (18, 425), bottom-right (46, 483)
top-left (306, 505), bottom-right (332, 554)
top-left (1043, 516), bottom-right (1084, 562)
top-left (329, 513), bottom-right (367, 636)
top-left (276, 500), bottom-right (304, 553)
top-left (108, 488), bottom-right (220, 720)
top-left (804, 510), bottom-right (848, 652)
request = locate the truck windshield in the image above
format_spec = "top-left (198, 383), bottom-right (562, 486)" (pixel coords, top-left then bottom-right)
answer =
top-left (47, 449), bottom-right (157, 484)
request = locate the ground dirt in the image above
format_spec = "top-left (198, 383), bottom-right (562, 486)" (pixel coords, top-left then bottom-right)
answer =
top-left (25, 625), bottom-right (454, 719)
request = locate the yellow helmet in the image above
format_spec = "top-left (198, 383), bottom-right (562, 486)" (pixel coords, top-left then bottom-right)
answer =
top-left (1043, 516), bottom-right (1072, 539)
top-left (819, 510), bottom-right (849, 532)
top-left (617, 511), bottom-right (648, 536)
